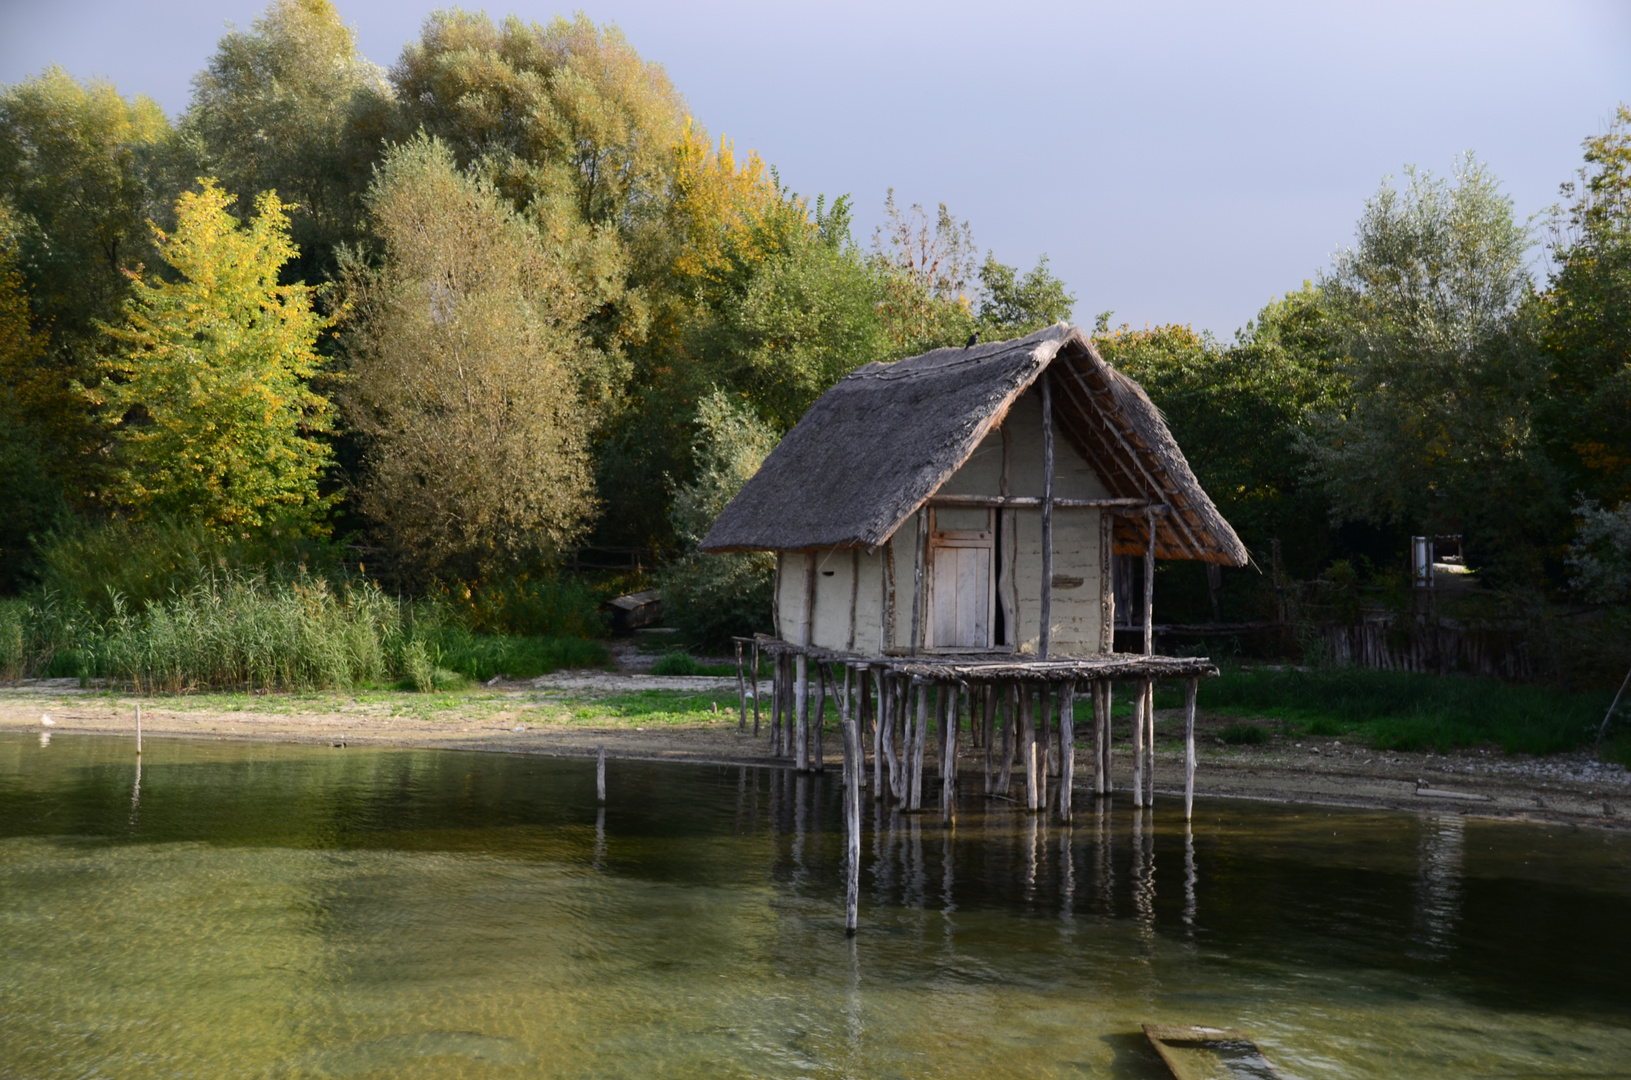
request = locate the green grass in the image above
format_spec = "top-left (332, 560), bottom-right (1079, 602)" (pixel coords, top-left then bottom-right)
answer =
top-left (571, 688), bottom-right (740, 726)
top-left (648, 651), bottom-right (737, 677)
top-left (430, 628), bottom-right (609, 682)
top-left (1217, 721), bottom-right (1272, 745)
top-left (1190, 665), bottom-right (1613, 756)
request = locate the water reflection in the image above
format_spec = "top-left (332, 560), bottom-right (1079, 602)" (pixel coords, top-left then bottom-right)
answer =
top-left (2, 734), bottom-right (1630, 1080)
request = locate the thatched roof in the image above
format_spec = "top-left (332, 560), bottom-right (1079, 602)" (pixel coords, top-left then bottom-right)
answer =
top-left (700, 324), bottom-right (1248, 565)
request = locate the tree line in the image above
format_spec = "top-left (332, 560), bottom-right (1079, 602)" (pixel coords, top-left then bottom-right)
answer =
top-left (1, 1), bottom-right (1626, 664)
top-left (0, 1), bottom-right (1073, 599)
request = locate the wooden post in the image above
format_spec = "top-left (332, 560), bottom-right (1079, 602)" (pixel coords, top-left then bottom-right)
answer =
top-left (597, 745), bottom-right (606, 802)
top-left (770, 655), bottom-right (783, 753)
top-left (858, 665), bottom-right (872, 792)
top-left (752, 642), bottom-right (761, 737)
top-left (983, 686), bottom-right (996, 793)
top-left (1132, 679), bottom-right (1146, 807)
top-left (910, 680), bottom-right (928, 810)
top-left (796, 554), bottom-right (816, 772)
top-left (1102, 681), bottom-right (1115, 796)
top-left (910, 508), bottom-right (927, 656)
top-left (734, 641), bottom-right (747, 733)
top-left (135, 702), bottom-right (142, 756)
top-left (996, 683), bottom-right (1017, 797)
top-left (814, 663), bottom-right (828, 772)
top-left (941, 687), bottom-right (959, 822)
top-left (1144, 508), bottom-right (1156, 657)
top-left (1040, 372), bottom-right (1055, 659)
top-left (1058, 681), bottom-right (1075, 821)
top-left (999, 422), bottom-right (1014, 646)
top-left (1035, 683), bottom-right (1049, 811)
top-left (1184, 676), bottom-right (1198, 821)
top-left (1022, 685), bottom-right (1038, 812)
top-left (934, 684), bottom-right (948, 787)
top-left (873, 670), bottom-right (888, 799)
top-left (1144, 679), bottom-right (1156, 806)
top-left (842, 682), bottom-right (862, 935)
top-left (1100, 511), bottom-right (1115, 655)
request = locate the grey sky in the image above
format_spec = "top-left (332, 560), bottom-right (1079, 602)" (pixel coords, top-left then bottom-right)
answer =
top-left (4, 0), bottom-right (1627, 336)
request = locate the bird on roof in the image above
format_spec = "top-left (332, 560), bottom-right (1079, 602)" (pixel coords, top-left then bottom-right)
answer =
top-left (964, 332), bottom-right (979, 348)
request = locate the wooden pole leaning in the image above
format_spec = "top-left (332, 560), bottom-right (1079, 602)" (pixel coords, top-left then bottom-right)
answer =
top-left (1058, 681), bottom-right (1075, 822)
top-left (1184, 676), bottom-right (1198, 821)
top-left (1131, 680), bottom-right (1146, 807)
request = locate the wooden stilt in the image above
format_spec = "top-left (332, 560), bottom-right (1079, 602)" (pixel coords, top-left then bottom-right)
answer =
top-left (1035, 683), bottom-right (1049, 811)
top-left (1102, 681), bottom-right (1115, 796)
top-left (735, 642), bottom-right (747, 733)
top-left (135, 702), bottom-right (142, 756)
top-left (1144, 679), bottom-right (1156, 805)
top-left (1092, 681), bottom-right (1106, 796)
top-left (942, 687), bottom-right (959, 821)
top-left (1059, 681), bottom-right (1075, 821)
top-left (1022, 685), bottom-right (1038, 812)
top-left (771, 655), bottom-right (784, 754)
top-left (1132, 679), bottom-right (1146, 807)
top-left (751, 642), bottom-right (761, 736)
top-left (910, 681), bottom-right (928, 810)
top-left (1184, 676), bottom-right (1198, 821)
top-left (983, 685), bottom-right (996, 794)
top-left (842, 681), bottom-right (862, 935)
top-left (813, 663), bottom-right (828, 772)
top-left (996, 683), bottom-right (1017, 797)
top-left (795, 654), bottom-right (811, 772)
top-left (858, 665), bottom-right (872, 792)
top-left (597, 745), bottom-right (606, 802)
top-left (873, 670), bottom-right (889, 800)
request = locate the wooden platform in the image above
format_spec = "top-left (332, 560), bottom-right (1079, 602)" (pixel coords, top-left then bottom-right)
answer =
top-left (1143, 1024), bottom-right (1283, 1080)
top-left (741, 634), bottom-right (1218, 684)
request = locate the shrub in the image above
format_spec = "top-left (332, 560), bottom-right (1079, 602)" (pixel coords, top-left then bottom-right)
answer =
top-left (650, 651), bottom-right (702, 676)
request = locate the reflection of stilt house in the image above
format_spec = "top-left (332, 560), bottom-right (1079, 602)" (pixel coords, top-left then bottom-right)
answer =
top-left (703, 324), bottom-right (1247, 930)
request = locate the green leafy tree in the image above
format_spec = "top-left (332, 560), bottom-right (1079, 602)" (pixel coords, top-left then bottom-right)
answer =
top-left (184, 0), bottom-right (393, 282)
top-left (660, 388), bottom-right (779, 646)
top-left (0, 67), bottom-right (177, 492)
top-left (1538, 104), bottom-right (1631, 509)
top-left (340, 135), bottom-right (597, 583)
top-left (1302, 156), bottom-right (1556, 581)
top-left (94, 180), bottom-right (336, 535)
top-left (975, 252), bottom-right (1076, 340)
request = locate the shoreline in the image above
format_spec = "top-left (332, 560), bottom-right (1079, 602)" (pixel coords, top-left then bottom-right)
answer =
top-left (4, 681), bottom-right (1628, 831)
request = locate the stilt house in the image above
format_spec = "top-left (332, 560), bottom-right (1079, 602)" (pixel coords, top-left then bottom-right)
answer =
top-left (703, 323), bottom-right (1248, 931)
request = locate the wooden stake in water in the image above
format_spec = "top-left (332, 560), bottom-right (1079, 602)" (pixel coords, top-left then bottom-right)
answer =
top-left (597, 745), bottom-right (607, 803)
top-left (135, 702), bottom-right (143, 756)
top-left (1184, 677), bottom-right (1198, 821)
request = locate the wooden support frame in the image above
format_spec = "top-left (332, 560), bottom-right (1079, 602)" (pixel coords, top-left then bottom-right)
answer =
top-left (1039, 371), bottom-right (1055, 659)
top-left (1058, 681), bottom-right (1076, 821)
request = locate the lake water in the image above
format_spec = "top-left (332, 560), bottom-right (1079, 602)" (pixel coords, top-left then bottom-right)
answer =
top-left (2, 732), bottom-right (1628, 1079)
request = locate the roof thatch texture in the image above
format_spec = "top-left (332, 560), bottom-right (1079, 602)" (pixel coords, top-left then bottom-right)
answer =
top-left (700, 324), bottom-right (1248, 565)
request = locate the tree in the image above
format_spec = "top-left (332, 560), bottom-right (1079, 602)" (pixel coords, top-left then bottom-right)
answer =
top-left (975, 252), bottom-right (1076, 341)
top-left (1538, 104), bottom-right (1631, 510)
top-left (0, 67), bottom-right (176, 491)
top-left (659, 388), bottom-right (779, 645)
top-left (94, 180), bottom-right (336, 535)
top-left (341, 135), bottom-right (597, 582)
top-left (0, 212), bottom-right (66, 588)
top-left (184, 0), bottom-right (392, 282)
top-left (1302, 156), bottom-right (1556, 581)
top-left (871, 191), bottom-right (979, 352)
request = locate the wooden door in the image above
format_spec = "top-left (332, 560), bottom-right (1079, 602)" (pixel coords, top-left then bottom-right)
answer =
top-left (928, 510), bottom-right (994, 650)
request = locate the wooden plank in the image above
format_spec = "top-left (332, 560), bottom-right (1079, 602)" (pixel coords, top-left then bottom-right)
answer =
top-left (1143, 1024), bottom-right (1282, 1080)
top-left (928, 494), bottom-right (1155, 509)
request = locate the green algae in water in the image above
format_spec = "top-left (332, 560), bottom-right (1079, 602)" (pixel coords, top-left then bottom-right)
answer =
top-left (2, 732), bottom-right (1630, 1078)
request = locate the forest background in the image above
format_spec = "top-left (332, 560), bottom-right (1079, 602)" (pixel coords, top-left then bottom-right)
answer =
top-left (0, 0), bottom-right (1627, 696)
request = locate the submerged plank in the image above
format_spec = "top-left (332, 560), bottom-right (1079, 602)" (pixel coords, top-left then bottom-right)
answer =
top-left (1143, 1024), bottom-right (1282, 1080)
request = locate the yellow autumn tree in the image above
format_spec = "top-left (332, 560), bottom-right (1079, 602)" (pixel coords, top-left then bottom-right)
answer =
top-left (94, 180), bottom-right (337, 534)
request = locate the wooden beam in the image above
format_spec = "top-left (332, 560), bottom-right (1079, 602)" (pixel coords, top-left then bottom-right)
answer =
top-left (1040, 371), bottom-right (1054, 659)
top-left (1144, 507), bottom-right (1156, 657)
top-left (927, 494), bottom-right (1155, 509)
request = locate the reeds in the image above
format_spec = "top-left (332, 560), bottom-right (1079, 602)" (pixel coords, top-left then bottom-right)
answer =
top-left (0, 570), bottom-right (608, 693)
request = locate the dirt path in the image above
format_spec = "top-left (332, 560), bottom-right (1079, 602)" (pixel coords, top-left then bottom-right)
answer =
top-left (3, 676), bottom-right (1627, 830)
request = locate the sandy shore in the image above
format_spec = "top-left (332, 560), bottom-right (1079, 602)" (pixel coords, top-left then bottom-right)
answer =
top-left (4, 674), bottom-right (1627, 830)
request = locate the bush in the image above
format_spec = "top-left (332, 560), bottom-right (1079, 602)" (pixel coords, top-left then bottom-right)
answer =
top-left (650, 651), bottom-right (702, 676)
top-left (444, 573), bottom-right (607, 638)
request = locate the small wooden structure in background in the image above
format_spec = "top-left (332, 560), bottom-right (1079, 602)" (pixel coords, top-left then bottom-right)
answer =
top-left (704, 324), bottom-right (1248, 931)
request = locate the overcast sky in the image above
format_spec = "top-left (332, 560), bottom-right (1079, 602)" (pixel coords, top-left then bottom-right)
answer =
top-left (3, 0), bottom-right (1628, 335)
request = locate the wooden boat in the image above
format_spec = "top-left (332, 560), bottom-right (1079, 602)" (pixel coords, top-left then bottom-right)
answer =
top-left (1142, 1024), bottom-right (1283, 1080)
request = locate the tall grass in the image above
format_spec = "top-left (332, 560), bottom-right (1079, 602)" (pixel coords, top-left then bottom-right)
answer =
top-left (1192, 664), bottom-right (1612, 756)
top-left (0, 570), bottom-right (608, 693)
